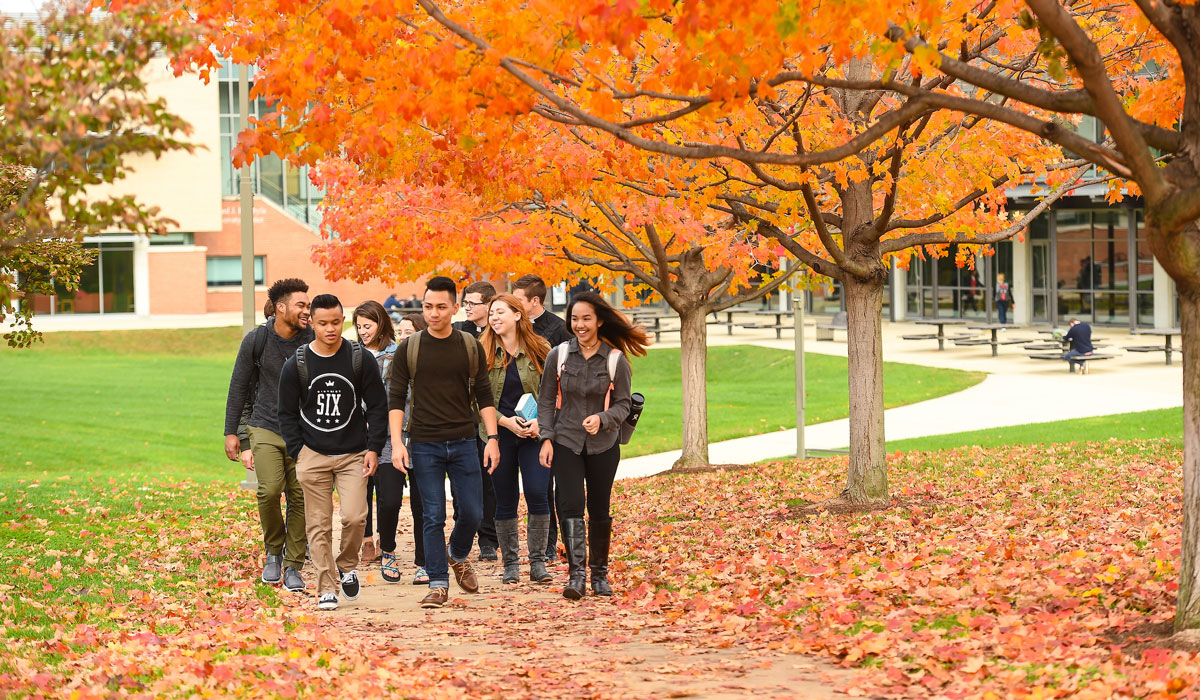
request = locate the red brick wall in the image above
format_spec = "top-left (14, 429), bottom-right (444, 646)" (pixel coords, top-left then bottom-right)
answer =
top-left (148, 248), bottom-right (208, 314)
top-left (200, 198), bottom-right (422, 314)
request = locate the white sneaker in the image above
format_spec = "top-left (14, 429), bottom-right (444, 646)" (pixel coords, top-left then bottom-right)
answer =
top-left (318, 593), bottom-right (338, 610)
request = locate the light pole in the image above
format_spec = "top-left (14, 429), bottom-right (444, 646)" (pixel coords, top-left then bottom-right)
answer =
top-left (794, 287), bottom-right (806, 460)
top-left (238, 62), bottom-right (258, 491)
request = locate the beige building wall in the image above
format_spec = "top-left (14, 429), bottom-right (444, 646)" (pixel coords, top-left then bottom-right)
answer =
top-left (89, 58), bottom-right (222, 234)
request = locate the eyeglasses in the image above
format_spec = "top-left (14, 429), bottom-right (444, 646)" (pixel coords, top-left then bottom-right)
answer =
top-left (462, 301), bottom-right (483, 309)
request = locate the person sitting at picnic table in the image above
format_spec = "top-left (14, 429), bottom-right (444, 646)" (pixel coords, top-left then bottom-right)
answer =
top-left (1062, 318), bottom-right (1094, 374)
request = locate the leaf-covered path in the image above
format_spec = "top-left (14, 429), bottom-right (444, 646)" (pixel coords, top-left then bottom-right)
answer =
top-left (3, 439), bottom-right (1197, 698)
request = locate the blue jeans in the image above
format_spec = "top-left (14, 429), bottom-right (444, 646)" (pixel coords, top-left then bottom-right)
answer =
top-left (492, 431), bottom-right (550, 520)
top-left (997, 301), bottom-right (1009, 324)
top-left (409, 438), bottom-right (482, 588)
top-left (1064, 349), bottom-right (1091, 370)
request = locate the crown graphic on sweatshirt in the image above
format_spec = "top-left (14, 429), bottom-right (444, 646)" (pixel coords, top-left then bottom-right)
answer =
top-left (325, 380), bottom-right (335, 387)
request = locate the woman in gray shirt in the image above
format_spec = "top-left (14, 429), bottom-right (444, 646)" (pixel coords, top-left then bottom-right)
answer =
top-left (537, 292), bottom-right (649, 600)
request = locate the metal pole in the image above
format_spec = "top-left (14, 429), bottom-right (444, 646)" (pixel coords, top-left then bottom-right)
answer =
top-left (794, 295), bottom-right (806, 459)
top-left (238, 63), bottom-right (258, 491)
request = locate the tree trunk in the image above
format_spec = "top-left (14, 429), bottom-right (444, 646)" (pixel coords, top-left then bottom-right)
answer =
top-left (673, 305), bottom-right (710, 469)
top-left (843, 274), bottom-right (889, 504)
top-left (1177, 286), bottom-right (1200, 630)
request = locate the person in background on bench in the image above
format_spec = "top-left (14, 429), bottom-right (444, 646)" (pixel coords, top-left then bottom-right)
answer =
top-left (1063, 318), bottom-right (1094, 374)
top-left (995, 273), bottom-right (1013, 325)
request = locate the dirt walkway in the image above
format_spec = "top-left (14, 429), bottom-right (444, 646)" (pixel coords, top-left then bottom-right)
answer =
top-left (325, 503), bottom-right (851, 698)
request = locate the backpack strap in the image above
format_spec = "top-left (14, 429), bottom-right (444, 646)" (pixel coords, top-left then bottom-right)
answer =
top-left (403, 331), bottom-right (423, 433)
top-left (459, 330), bottom-right (479, 394)
top-left (554, 341), bottom-right (570, 409)
top-left (604, 348), bottom-right (620, 412)
top-left (350, 340), bottom-right (363, 387)
top-left (245, 321), bottom-right (272, 404)
top-left (296, 344), bottom-right (310, 403)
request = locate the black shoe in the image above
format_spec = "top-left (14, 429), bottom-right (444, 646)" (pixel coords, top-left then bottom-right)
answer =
top-left (479, 542), bottom-right (499, 561)
top-left (262, 553), bottom-right (283, 585)
top-left (340, 570), bottom-right (360, 600)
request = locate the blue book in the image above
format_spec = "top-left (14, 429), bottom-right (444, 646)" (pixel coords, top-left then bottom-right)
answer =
top-left (515, 393), bottom-right (538, 422)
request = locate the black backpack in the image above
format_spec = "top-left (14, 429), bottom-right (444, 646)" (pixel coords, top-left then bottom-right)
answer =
top-left (295, 341), bottom-right (366, 403)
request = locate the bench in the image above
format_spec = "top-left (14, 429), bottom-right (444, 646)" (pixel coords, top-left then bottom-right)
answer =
top-left (954, 338), bottom-right (992, 346)
top-left (815, 311), bottom-right (847, 341)
top-left (1028, 352), bottom-right (1116, 373)
top-left (652, 327), bottom-right (680, 343)
top-left (901, 333), bottom-right (939, 340)
top-left (1126, 345), bottom-right (1168, 353)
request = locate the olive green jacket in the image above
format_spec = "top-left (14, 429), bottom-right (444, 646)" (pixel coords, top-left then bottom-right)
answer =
top-left (478, 342), bottom-right (544, 442)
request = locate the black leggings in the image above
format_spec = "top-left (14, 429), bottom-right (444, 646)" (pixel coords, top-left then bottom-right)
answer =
top-left (551, 442), bottom-right (620, 521)
top-left (375, 461), bottom-right (425, 568)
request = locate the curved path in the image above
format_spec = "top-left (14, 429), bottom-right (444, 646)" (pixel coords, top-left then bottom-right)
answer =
top-left (618, 320), bottom-right (1183, 478)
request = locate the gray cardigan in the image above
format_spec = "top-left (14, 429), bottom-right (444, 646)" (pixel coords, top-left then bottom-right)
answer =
top-left (536, 337), bottom-right (632, 455)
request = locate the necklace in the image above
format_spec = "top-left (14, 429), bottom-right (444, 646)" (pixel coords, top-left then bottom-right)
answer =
top-left (579, 337), bottom-right (600, 351)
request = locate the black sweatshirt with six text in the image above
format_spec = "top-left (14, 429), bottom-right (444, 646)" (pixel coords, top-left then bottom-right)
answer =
top-left (277, 341), bottom-right (388, 460)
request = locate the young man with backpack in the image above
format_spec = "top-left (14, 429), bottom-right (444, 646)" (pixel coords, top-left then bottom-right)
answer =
top-left (277, 294), bottom-right (389, 611)
top-left (223, 278), bottom-right (314, 592)
top-left (388, 276), bottom-right (500, 609)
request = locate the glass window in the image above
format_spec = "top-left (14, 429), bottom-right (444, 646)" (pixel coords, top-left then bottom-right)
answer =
top-left (149, 232), bottom-right (194, 246)
top-left (1057, 210), bottom-right (1091, 238)
top-left (207, 256), bottom-right (265, 287)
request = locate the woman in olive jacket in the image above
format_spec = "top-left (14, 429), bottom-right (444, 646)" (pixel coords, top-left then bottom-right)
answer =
top-left (478, 294), bottom-right (554, 584)
top-left (537, 292), bottom-right (649, 599)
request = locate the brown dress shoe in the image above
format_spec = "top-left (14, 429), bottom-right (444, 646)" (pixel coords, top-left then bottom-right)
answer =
top-left (420, 587), bottom-right (448, 608)
top-left (449, 555), bottom-right (480, 593)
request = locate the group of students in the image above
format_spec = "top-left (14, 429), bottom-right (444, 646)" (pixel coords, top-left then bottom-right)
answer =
top-left (223, 274), bottom-right (649, 610)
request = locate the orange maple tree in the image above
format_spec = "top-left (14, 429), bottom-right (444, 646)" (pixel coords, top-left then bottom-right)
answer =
top-left (180, 0), bottom-right (1103, 491)
top-left (863, 0), bottom-right (1198, 635)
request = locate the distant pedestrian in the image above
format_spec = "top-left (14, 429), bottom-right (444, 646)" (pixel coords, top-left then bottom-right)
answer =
top-left (995, 273), bottom-right (1013, 325)
top-left (1063, 318), bottom-right (1095, 374)
top-left (537, 291), bottom-right (649, 600)
top-left (223, 278), bottom-right (313, 592)
top-left (388, 276), bottom-right (499, 609)
top-left (278, 294), bottom-right (388, 611)
top-left (479, 294), bottom-right (554, 584)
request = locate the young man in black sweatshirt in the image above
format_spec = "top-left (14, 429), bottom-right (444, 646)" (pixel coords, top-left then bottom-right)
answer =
top-left (223, 278), bottom-right (314, 591)
top-left (278, 294), bottom-right (389, 610)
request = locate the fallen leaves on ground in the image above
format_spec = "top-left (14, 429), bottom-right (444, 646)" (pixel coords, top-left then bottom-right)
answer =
top-left (0, 439), bottom-right (1193, 698)
top-left (613, 439), bottom-right (1193, 698)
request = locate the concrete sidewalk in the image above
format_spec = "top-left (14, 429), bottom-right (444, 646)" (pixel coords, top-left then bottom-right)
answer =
top-left (618, 319), bottom-right (1183, 479)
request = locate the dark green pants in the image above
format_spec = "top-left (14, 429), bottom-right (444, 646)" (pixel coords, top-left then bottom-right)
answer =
top-left (249, 427), bottom-right (306, 569)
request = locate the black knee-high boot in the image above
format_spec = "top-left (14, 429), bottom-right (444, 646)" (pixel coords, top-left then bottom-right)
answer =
top-left (561, 517), bottom-right (587, 600)
top-left (588, 518), bottom-right (612, 596)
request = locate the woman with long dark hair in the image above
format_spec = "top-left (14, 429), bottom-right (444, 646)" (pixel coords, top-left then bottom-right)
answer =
top-left (477, 294), bottom-right (553, 584)
top-left (353, 301), bottom-right (401, 580)
top-left (396, 312), bottom-right (430, 584)
top-left (537, 292), bottom-right (649, 599)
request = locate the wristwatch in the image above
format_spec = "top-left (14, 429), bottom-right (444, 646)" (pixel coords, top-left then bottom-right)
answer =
top-left (487, 434), bottom-right (499, 441)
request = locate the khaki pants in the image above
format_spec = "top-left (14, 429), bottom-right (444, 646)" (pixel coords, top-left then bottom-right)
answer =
top-left (296, 447), bottom-right (369, 596)
top-left (248, 427), bottom-right (306, 569)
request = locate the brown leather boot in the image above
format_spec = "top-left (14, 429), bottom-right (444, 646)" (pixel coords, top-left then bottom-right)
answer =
top-left (448, 550), bottom-right (480, 593)
top-left (420, 587), bottom-right (448, 608)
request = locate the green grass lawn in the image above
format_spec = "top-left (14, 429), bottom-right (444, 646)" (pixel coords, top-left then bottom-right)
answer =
top-left (0, 328), bottom-right (984, 482)
top-left (884, 406), bottom-right (1183, 452)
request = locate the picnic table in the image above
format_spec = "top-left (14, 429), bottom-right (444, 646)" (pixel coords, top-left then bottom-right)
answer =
top-left (1129, 328), bottom-right (1181, 365)
top-left (965, 323), bottom-right (1034, 357)
top-left (908, 318), bottom-right (969, 351)
top-left (631, 312), bottom-right (678, 343)
top-left (740, 309), bottom-right (794, 339)
top-left (708, 310), bottom-right (738, 336)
